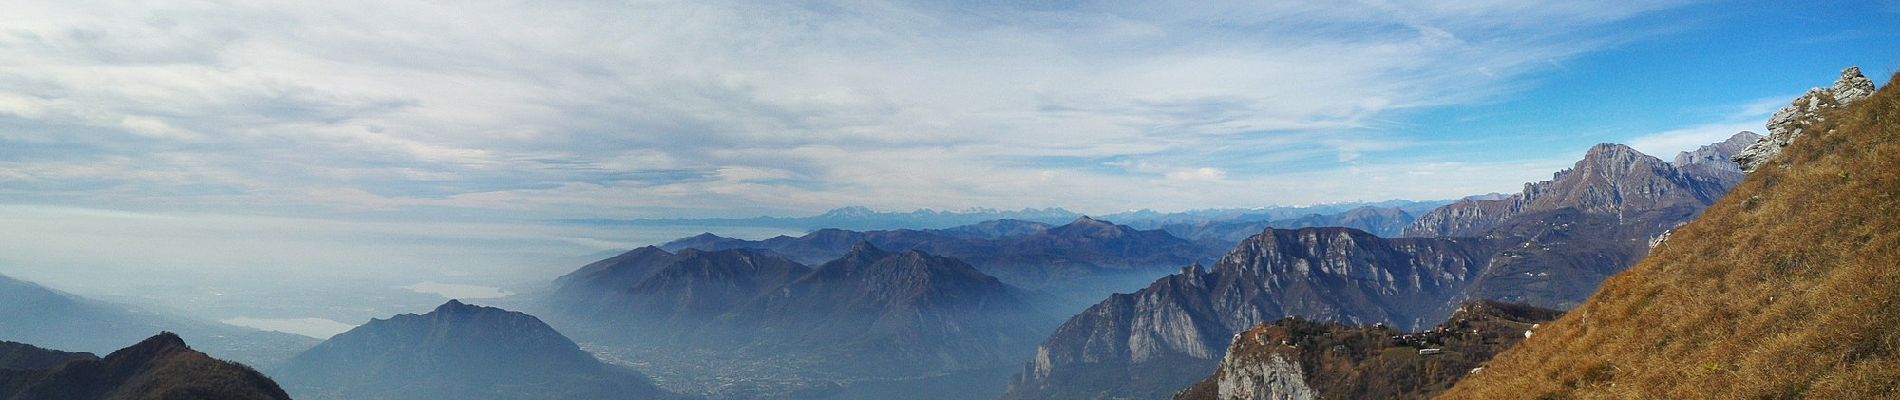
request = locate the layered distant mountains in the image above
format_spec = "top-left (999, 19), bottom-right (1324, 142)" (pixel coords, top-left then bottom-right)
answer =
top-left (0, 333), bottom-right (290, 400)
top-left (652, 216), bottom-right (1217, 311)
top-left (562, 201), bottom-right (1449, 234)
top-left (541, 243), bottom-right (1049, 389)
top-left (0, 274), bottom-right (317, 370)
top-left (1002, 134), bottom-right (1758, 399)
top-left (277, 300), bottom-right (684, 400)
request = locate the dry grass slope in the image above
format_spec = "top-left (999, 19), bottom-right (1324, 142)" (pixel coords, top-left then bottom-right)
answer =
top-left (1441, 72), bottom-right (1900, 399)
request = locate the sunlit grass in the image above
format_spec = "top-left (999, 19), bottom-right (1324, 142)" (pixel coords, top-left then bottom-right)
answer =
top-left (1442, 72), bottom-right (1900, 399)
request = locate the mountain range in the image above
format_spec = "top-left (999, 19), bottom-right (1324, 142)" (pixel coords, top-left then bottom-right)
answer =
top-left (1001, 133), bottom-right (1756, 399)
top-left (653, 216), bottom-right (1216, 312)
top-left (539, 243), bottom-right (1048, 398)
top-left (561, 201), bottom-right (1450, 236)
top-left (1155, 205), bottom-right (1423, 244)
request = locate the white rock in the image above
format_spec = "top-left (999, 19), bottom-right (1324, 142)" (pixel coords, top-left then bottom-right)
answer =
top-left (1735, 67), bottom-right (1878, 172)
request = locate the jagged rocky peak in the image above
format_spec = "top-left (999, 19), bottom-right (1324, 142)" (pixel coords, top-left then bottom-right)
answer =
top-left (1674, 131), bottom-right (1762, 173)
top-left (1567, 143), bottom-right (1660, 179)
top-left (1513, 143), bottom-right (1708, 218)
top-left (1734, 66), bottom-right (1878, 172)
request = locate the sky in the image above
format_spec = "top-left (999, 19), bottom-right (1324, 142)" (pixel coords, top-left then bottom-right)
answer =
top-left (1, 1), bottom-right (1898, 307)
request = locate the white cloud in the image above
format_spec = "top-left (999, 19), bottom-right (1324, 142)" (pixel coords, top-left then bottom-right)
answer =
top-left (0, 0), bottom-right (1697, 217)
top-left (1625, 121), bottom-right (1762, 158)
top-left (1165, 168), bottom-right (1228, 182)
top-left (1624, 94), bottom-right (1788, 157)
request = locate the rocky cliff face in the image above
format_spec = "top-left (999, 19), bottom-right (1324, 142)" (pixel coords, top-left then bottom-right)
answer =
top-left (1674, 131), bottom-right (1762, 181)
top-left (0, 333), bottom-right (291, 400)
top-left (1733, 66), bottom-right (1877, 172)
top-left (1174, 301), bottom-right (1560, 400)
top-left (1210, 351), bottom-right (1312, 400)
top-left (1001, 228), bottom-right (1499, 399)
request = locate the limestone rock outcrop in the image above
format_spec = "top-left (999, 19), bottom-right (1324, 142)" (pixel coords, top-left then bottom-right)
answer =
top-left (1733, 66), bottom-right (1876, 172)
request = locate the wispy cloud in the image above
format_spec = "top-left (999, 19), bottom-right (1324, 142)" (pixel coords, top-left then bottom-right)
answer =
top-left (1625, 95), bottom-right (1787, 157)
top-left (0, 0), bottom-right (1696, 217)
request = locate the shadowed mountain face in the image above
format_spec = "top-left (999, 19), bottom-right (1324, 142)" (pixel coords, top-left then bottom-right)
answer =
top-left (1174, 301), bottom-right (1562, 400)
top-left (1443, 71), bottom-right (1900, 399)
top-left (549, 247), bottom-right (812, 329)
top-left (0, 341), bottom-right (95, 371)
top-left (277, 300), bottom-right (683, 400)
top-left (541, 243), bottom-right (1050, 398)
top-left (1004, 136), bottom-right (1754, 400)
top-left (737, 244), bottom-right (1048, 375)
top-left (0, 274), bottom-right (317, 370)
top-left (0, 333), bottom-right (291, 400)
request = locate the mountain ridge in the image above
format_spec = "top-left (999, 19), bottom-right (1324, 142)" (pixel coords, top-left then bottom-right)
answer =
top-left (1002, 134), bottom-right (1753, 400)
top-left (0, 332), bottom-right (291, 400)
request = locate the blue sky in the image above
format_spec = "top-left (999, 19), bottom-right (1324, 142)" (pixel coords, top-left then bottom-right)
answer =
top-left (0, 1), bottom-right (1896, 221)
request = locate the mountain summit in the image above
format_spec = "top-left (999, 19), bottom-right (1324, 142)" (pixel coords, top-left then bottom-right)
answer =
top-left (278, 300), bottom-right (681, 400)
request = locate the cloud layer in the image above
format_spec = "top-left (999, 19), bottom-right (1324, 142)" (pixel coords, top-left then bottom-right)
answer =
top-left (0, 1), bottom-right (1699, 217)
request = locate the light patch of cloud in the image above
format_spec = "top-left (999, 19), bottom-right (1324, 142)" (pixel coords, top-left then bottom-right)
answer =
top-left (1626, 121), bottom-right (1762, 158)
top-left (1166, 167), bottom-right (1228, 182)
top-left (1625, 94), bottom-right (1787, 157)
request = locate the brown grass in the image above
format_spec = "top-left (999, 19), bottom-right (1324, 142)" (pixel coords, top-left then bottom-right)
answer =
top-left (1440, 72), bottom-right (1900, 400)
